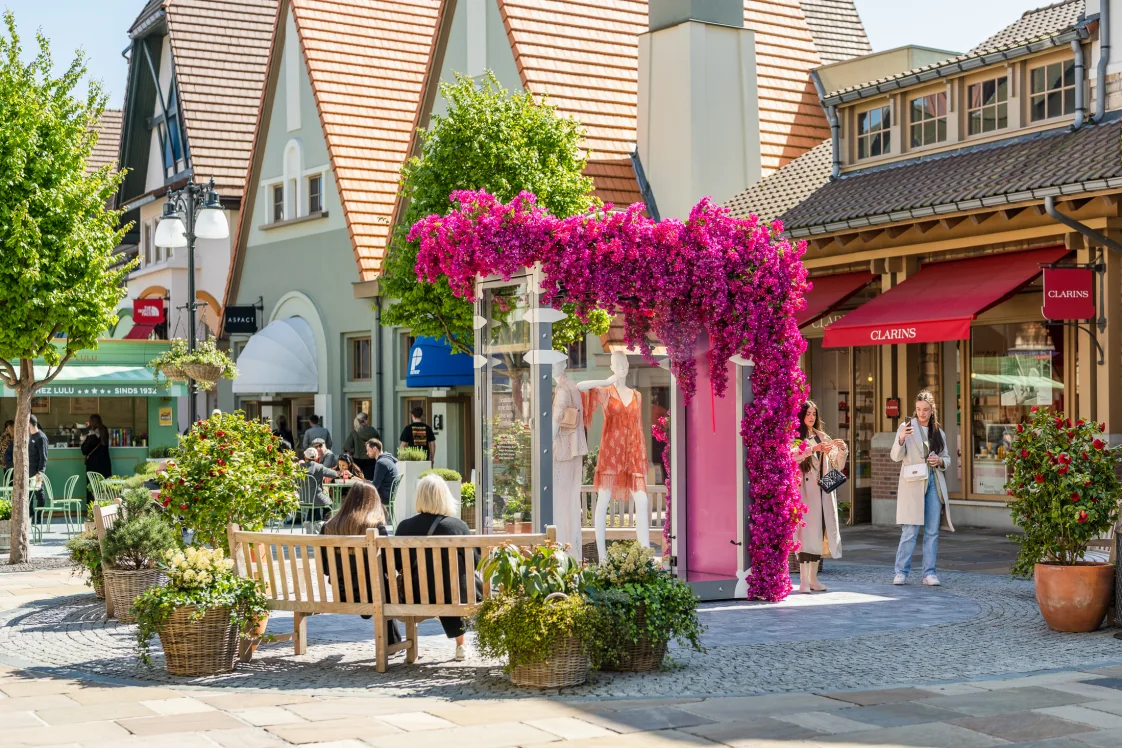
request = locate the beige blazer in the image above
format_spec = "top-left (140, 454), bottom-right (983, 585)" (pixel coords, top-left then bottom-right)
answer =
top-left (790, 430), bottom-right (847, 558)
top-left (552, 375), bottom-right (588, 463)
top-left (890, 418), bottom-right (955, 531)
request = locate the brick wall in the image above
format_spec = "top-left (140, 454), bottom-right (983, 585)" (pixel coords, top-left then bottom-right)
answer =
top-left (870, 432), bottom-right (898, 525)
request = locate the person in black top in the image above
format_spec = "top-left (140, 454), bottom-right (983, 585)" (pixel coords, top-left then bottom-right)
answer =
top-left (273, 415), bottom-right (295, 451)
top-left (26, 416), bottom-right (48, 512)
top-left (365, 439), bottom-right (399, 512)
top-left (319, 480), bottom-right (402, 644)
top-left (394, 474), bottom-right (476, 662)
top-left (81, 414), bottom-right (113, 484)
top-left (398, 406), bottom-right (436, 461)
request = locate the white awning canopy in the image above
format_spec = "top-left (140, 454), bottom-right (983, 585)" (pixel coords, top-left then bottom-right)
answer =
top-left (232, 317), bottom-right (318, 394)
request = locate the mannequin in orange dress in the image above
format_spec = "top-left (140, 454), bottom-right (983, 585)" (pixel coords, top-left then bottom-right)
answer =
top-left (578, 352), bottom-right (650, 561)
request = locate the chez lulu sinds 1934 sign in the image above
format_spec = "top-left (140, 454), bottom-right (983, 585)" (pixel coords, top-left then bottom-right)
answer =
top-left (1042, 267), bottom-right (1095, 321)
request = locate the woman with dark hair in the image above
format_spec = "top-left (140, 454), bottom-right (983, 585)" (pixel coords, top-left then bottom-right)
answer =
top-left (891, 389), bottom-right (954, 587)
top-left (790, 401), bottom-right (848, 593)
top-left (81, 414), bottom-right (112, 481)
top-left (273, 415), bottom-right (295, 452)
top-left (320, 481), bottom-right (401, 644)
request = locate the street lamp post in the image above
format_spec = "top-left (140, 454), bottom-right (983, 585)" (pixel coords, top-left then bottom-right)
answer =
top-left (154, 178), bottom-right (230, 426)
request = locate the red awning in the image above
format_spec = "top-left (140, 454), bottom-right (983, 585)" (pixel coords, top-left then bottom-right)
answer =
top-left (124, 323), bottom-right (157, 340)
top-left (823, 247), bottom-right (1069, 348)
top-left (798, 271), bottom-right (877, 327)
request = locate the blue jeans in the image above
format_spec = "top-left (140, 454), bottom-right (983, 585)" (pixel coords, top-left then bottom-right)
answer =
top-left (894, 478), bottom-right (941, 578)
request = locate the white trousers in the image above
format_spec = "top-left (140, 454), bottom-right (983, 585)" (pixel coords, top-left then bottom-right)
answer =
top-left (554, 456), bottom-right (584, 565)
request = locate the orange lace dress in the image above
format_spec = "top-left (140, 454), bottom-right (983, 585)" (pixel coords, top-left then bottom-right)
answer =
top-left (585, 385), bottom-right (647, 500)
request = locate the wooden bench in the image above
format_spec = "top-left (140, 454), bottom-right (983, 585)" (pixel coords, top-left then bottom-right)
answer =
top-left (93, 502), bottom-right (121, 617)
top-left (227, 523), bottom-right (556, 671)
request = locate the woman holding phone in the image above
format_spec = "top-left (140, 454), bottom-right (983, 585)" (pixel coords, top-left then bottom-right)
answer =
top-left (890, 390), bottom-right (955, 586)
top-left (791, 400), bottom-right (848, 593)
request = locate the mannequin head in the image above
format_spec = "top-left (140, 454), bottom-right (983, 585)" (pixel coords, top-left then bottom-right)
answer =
top-left (553, 358), bottom-right (568, 380)
top-left (610, 351), bottom-right (629, 380)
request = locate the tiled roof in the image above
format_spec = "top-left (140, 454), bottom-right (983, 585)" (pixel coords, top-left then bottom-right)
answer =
top-left (799, 0), bottom-right (872, 64)
top-left (725, 139), bottom-right (832, 221)
top-left (87, 109), bottom-right (122, 174)
top-left (165, 0), bottom-right (278, 198)
top-left (779, 117), bottom-right (1122, 234)
top-left (970, 0), bottom-right (1085, 55)
top-left (823, 0), bottom-right (1086, 102)
top-left (290, 0), bottom-right (441, 280)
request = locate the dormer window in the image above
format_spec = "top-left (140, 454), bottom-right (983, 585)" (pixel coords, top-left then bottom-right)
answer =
top-left (909, 93), bottom-right (947, 148)
top-left (967, 76), bottom-right (1008, 135)
top-left (1030, 60), bottom-right (1076, 122)
top-left (857, 105), bottom-right (891, 159)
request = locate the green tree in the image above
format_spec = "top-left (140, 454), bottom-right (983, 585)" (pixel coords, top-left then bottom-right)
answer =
top-left (0, 14), bottom-right (131, 562)
top-left (381, 72), bottom-right (609, 352)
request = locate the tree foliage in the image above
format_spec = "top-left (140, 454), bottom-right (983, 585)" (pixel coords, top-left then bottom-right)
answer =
top-left (0, 13), bottom-right (132, 562)
top-left (381, 72), bottom-right (608, 352)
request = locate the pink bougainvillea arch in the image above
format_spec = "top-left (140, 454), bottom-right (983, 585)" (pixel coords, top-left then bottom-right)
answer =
top-left (410, 190), bottom-right (809, 601)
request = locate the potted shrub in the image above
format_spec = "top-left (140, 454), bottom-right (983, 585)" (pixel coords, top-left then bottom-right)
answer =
top-left (0, 498), bottom-right (10, 552)
top-left (65, 529), bottom-right (105, 598)
top-left (587, 542), bottom-right (704, 671)
top-left (134, 546), bottom-right (268, 676)
top-left (460, 481), bottom-right (476, 529)
top-left (101, 490), bottom-right (179, 623)
top-left (419, 468), bottom-right (462, 512)
top-left (473, 541), bottom-right (599, 688)
top-left (157, 411), bottom-right (301, 548)
top-left (395, 446), bottom-right (432, 520)
top-left (502, 493), bottom-right (532, 534)
top-left (1005, 408), bottom-right (1120, 632)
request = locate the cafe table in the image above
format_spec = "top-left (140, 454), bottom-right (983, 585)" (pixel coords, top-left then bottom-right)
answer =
top-left (327, 480), bottom-right (360, 510)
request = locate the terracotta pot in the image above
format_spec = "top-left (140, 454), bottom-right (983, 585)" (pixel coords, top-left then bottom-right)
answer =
top-left (1034, 562), bottom-right (1114, 633)
top-left (239, 612), bottom-right (270, 662)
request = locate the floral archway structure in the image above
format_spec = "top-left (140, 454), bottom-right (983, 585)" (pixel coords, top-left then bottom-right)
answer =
top-left (410, 191), bottom-right (808, 601)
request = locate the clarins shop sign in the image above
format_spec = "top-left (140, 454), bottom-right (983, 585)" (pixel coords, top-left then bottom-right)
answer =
top-left (1042, 267), bottom-right (1094, 321)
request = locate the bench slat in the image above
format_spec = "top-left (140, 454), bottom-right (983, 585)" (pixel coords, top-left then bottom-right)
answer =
top-left (276, 544), bottom-right (291, 601)
top-left (449, 544), bottom-right (461, 605)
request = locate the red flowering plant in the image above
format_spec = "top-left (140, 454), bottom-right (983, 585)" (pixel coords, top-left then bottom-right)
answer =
top-left (410, 191), bottom-right (808, 600)
top-left (157, 411), bottom-right (302, 548)
top-left (1004, 407), bottom-right (1120, 578)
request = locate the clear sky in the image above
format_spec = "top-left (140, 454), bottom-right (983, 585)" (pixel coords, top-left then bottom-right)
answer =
top-left (0, 0), bottom-right (1064, 111)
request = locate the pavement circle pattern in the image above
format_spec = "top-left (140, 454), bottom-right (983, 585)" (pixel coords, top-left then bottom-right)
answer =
top-left (0, 564), bottom-right (1120, 699)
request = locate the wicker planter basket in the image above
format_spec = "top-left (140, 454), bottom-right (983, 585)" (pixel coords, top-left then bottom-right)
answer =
top-left (460, 504), bottom-right (476, 530)
top-left (181, 363), bottom-right (224, 383)
top-left (158, 605), bottom-right (239, 676)
top-left (510, 634), bottom-right (589, 688)
top-left (601, 608), bottom-right (667, 672)
top-left (92, 577), bottom-right (105, 599)
top-left (160, 364), bottom-right (188, 382)
top-left (103, 567), bottom-right (166, 623)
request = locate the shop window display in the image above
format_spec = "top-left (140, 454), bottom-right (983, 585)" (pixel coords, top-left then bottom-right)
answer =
top-left (970, 322), bottom-right (1064, 494)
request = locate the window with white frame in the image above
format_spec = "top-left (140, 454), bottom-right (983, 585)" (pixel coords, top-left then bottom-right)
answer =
top-left (967, 76), bottom-right (1008, 135)
top-left (272, 184), bottom-right (284, 223)
top-left (909, 92), bottom-right (947, 147)
top-left (308, 174), bottom-right (323, 214)
top-left (857, 105), bottom-right (891, 159)
top-left (1030, 60), bottom-right (1076, 122)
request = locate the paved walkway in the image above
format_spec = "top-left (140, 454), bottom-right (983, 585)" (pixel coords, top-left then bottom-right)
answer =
top-left (2, 525), bottom-right (1122, 746)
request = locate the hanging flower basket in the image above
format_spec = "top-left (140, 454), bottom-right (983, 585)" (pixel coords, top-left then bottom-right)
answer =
top-left (160, 365), bottom-right (188, 382)
top-left (158, 605), bottom-right (239, 676)
top-left (182, 363), bottom-right (224, 383)
top-left (103, 567), bottom-right (167, 623)
top-left (510, 633), bottom-right (588, 688)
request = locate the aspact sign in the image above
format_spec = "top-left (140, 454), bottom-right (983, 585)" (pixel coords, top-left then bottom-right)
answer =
top-left (869, 327), bottom-right (917, 342)
top-left (1042, 267), bottom-right (1094, 320)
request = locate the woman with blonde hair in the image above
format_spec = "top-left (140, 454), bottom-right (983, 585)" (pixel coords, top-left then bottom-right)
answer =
top-left (394, 474), bottom-right (477, 661)
top-left (319, 481), bottom-right (401, 644)
top-left (891, 389), bottom-right (955, 587)
top-left (790, 400), bottom-right (848, 593)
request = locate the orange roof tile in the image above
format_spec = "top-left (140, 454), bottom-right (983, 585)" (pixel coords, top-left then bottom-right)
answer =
top-left (164, 0), bottom-right (278, 198)
top-left (87, 109), bottom-right (122, 174)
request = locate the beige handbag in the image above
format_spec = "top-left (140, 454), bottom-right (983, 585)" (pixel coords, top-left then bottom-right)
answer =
top-left (559, 407), bottom-right (578, 429)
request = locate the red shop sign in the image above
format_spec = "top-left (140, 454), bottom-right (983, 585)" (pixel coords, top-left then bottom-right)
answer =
top-left (1042, 267), bottom-right (1094, 320)
top-left (133, 298), bottom-right (166, 324)
top-left (885, 398), bottom-right (900, 419)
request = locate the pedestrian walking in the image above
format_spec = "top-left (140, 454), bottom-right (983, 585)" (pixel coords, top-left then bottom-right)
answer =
top-left (790, 401), bottom-right (847, 593)
top-left (26, 415), bottom-right (48, 513)
top-left (344, 412), bottom-right (380, 479)
top-left (398, 406), bottom-right (435, 462)
top-left (81, 414), bottom-right (113, 499)
top-left (891, 389), bottom-right (955, 587)
top-left (301, 414), bottom-right (332, 451)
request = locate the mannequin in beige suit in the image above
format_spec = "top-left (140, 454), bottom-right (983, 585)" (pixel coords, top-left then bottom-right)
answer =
top-left (552, 359), bottom-right (588, 564)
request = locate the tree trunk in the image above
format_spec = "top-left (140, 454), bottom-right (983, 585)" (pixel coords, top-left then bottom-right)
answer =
top-left (9, 361), bottom-right (33, 564)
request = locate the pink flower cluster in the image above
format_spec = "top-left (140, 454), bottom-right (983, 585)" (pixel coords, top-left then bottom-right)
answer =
top-left (410, 191), bottom-right (808, 601)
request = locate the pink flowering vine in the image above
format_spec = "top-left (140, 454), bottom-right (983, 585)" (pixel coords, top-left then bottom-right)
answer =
top-left (410, 191), bottom-right (808, 601)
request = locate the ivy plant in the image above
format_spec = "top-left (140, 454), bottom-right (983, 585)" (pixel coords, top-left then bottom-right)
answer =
top-left (0, 12), bottom-right (132, 562)
top-left (64, 528), bottom-right (102, 591)
top-left (381, 71), bottom-right (608, 354)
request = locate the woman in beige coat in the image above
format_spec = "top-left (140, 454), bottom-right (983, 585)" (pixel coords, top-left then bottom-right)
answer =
top-left (890, 389), bottom-right (954, 587)
top-left (790, 401), bottom-right (848, 593)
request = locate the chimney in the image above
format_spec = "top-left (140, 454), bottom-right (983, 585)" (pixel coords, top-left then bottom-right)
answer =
top-left (637, 0), bottom-right (759, 220)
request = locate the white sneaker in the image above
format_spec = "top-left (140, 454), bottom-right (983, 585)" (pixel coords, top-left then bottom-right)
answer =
top-left (922, 575), bottom-right (941, 587)
top-left (893, 573), bottom-right (907, 585)
top-left (454, 644), bottom-right (465, 661)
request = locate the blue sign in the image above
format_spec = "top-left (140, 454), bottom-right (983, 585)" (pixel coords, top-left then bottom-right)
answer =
top-left (406, 337), bottom-right (473, 388)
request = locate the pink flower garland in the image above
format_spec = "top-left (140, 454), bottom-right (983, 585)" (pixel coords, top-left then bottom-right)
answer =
top-left (410, 191), bottom-right (808, 601)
